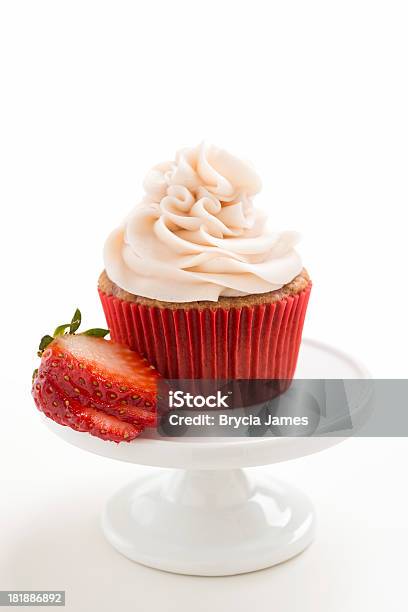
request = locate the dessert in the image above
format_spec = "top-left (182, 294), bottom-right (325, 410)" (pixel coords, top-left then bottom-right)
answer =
top-left (32, 310), bottom-right (159, 442)
top-left (99, 142), bottom-right (311, 379)
top-left (32, 143), bottom-right (312, 443)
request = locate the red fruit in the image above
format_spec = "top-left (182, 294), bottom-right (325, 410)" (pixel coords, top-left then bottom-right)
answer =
top-left (32, 314), bottom-right (162, 443)
top-left (39, 334), bottom-right (159, 427)
top-left (32, 374), bottom-right (142, 442)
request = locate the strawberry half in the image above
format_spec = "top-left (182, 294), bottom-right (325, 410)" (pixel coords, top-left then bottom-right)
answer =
top-left (32, 309), bottom-right (161, 443)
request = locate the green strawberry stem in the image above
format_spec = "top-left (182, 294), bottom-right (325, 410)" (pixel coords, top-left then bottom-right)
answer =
top-left (36, 309), bottom-right (110, 364)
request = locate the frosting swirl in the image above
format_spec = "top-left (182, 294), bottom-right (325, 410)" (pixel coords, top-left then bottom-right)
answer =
top-left (104, 142), bottom-right (302, 302)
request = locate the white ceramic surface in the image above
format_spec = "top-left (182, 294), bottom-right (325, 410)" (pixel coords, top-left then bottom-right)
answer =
top-left (43, 338), bottom-right (371, 575)
top-left (102, 469), bottom-right (316, 576)
top-left (45, 339), bottom-right (371, 469)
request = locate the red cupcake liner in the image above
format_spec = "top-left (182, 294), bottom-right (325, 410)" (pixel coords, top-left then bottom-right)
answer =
top-left (98, 284), bottom-right (311, 380)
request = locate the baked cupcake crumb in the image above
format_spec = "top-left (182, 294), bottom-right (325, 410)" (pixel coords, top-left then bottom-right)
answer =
top-left (98, 269), bottom-right (310, 310)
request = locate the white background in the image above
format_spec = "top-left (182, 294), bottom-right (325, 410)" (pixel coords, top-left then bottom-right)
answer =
top-left (0, 1), bottom-right (407, 610)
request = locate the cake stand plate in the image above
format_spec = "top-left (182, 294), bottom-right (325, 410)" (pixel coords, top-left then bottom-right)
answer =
top-left (45, 339), bottom-right (371, 576)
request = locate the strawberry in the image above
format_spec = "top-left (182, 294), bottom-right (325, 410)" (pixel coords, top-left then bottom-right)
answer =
top-left (32, 309), bottom-right (161, 443)
top-left (32, 375), bottom-right (143, 442)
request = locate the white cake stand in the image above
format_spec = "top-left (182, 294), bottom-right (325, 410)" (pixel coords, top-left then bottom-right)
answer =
top-left (45, 339), bottom-right (371, 576)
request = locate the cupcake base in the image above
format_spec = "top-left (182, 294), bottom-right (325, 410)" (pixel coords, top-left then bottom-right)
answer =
top-left (98, 271), bottom-right (311, 380)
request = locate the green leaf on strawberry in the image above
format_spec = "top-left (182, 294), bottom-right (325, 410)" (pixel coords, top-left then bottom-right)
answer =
top-left (82, 328), bottom-right (110, 338)
top-left (53, 323), bottom-right (71, 337)
top-left (37, 335), bottom-right (54, 357)
top-left (35, 309), bottom-right (109, 364)
top-left (69, 308), bottom-right (82, 334)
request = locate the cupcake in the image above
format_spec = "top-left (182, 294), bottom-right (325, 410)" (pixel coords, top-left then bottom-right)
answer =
top-left (99, 143), bottom-right (311, 379)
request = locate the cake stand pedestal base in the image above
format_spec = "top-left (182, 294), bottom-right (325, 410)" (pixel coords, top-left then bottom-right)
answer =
top-left (101, 468), bottom-right (315, 576)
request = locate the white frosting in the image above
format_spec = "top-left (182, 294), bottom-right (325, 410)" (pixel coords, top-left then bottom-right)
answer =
top-left (104, 142), bottom-right (302, 302)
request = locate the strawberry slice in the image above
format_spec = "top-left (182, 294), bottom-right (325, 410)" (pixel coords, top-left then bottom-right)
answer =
top-left (33, 375), bottom-right (142, 442)
top-left (40, 335), bottom-right (159, 426)
top-left (32, 308), bottom-right (161, 442)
